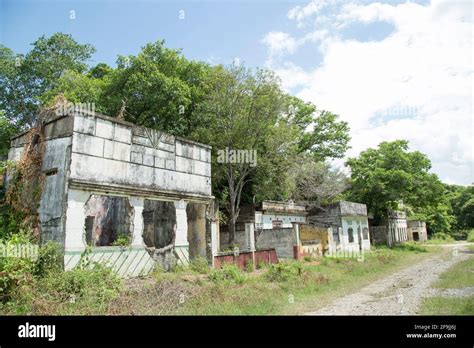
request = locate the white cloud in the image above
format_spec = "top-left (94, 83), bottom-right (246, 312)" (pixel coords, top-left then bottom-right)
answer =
top-left (288, 0), bottom-right (335, 26)
top-left (261, 31), bottom-right (298, 58)
top-left (265, 0), bottom-right (474, 185)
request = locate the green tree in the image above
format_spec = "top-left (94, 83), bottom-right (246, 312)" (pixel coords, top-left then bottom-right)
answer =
top-left (0, 112), bottom-right (18, 157)
top-left (101, 40), bottom-right (211, 136)
top-left (284, 95), bottom-right (350, 161)
top-left (447, 184), bottom-right (474, 229)
top-left (345, 140), bottom-right (451, 233)
top-left (0, 33), bottom-right (95, 127)
top-left (192, 64), bottom-right (294, 243)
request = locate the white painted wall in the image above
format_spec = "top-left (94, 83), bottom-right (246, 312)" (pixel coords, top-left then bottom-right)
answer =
top-left (340, 216), bottom-right (371, 252)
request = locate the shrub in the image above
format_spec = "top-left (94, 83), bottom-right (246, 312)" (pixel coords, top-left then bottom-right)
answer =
top-left (208, 264), bottom-right (246, 284)
top-left (43, 263), bottom-right (121, 302)
top-left (244, 260), bottom-right (254, 273)
top-left (467, 230), bottom-right (474, 243)
top-left (112, 235), bottom-right (131, 247)
top-left (189, 256), bottom-right (210, 274)
top-left (0, 232), bottom-right (36, 300)
top-left (34, 241), bottom-right (63, 277)
top-left (265, 262), bottom-right (302, 282)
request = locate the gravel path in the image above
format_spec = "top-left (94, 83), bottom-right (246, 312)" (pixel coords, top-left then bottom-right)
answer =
top-left (305, 244), bottom-right (473, 315)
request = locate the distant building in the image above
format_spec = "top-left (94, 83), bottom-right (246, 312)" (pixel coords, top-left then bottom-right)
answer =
top-left (370, 210), bottom-right (408, 247)
top-left (307, 201), bottom-right (371, 253)
top-left (220, 200), bottom-right (307, 252)
top-left (407, 220), bottom-right (428, 242)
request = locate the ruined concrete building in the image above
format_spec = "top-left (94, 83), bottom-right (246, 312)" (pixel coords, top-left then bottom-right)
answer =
top-left (407, 220), bottom-right (428, 242)
top-left (369, 210), bottom-right (408, 247)
top-left (307, 201), bottom-right (371, 253)
top-left (219, 200), bottom-right (307, 255)
top-left (8, 110), bottom-right (218, 276)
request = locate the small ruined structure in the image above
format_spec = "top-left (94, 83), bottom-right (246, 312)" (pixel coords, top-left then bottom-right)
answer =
top-left (307, 201), bottom-right (371, 253)
top-left (7, 109), bottom-right (217, 276)
top-left (369, 210), bottom-right (408, 247)
top-left (293, 223), bottom-right (332, 259)
top-left (407, 220), bottom-right (428, 242)
top-left (219, 200), bottom-right (307, 257)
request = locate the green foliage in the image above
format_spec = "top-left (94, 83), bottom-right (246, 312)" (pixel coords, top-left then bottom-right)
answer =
top-left (265, 262), bottom-right (303, 282)
top-left (467, 230), bottom-right (474, 243)
top-left (0, 113), bottom-right (18, 157)
top-left (33, 241), bottom-right (63, 277)
top-left (102, 40), bottom-right (212, 136)
top-left (189, 256), bottom-right (210, 274)
top-left (111, 235), bottom-right (131, 247)
top-left (0, 232), bottom-right (35, 298)
top-left (446, 185), bottom-right (474, 230)
top-left (345, 140), bottom-right (452, 232)
top-left (244, 260), bottom-right (254, 273)
top-left (43, 263), bottom-right (121, 302)
top-left (0, 33), bottom-right (95, 127)
top-left (208, 264), bottom-right (246, 284)
top-left (393, 242), bottom-right (427, 253)
top-left (39, 70), bottom-right (108, 113)
top-left (429, 232), bottom-right (455, 243)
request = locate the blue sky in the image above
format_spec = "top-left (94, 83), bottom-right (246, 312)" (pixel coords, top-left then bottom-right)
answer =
top-left (1, 0), bottom-right (296, 68)
top-left (1, 0), bottom-right (472, 185)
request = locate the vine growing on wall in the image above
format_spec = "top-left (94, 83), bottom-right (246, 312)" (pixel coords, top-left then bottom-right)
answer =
top-left (3, 125), bottom-right (46, 239)
top-left (0, 97), bottom-right (70, 240)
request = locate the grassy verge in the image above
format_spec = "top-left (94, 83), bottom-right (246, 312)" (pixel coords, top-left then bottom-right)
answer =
top-left (419, 249), bottom-right (474, 315)
top-left (172, 243), bottom-right (439, 315)
top-left (1, 242), bottom-right (442, 315)
top-left (432, 257), bottom-right (474, 289)
top-left (420, 297), bottom-right (473, 315)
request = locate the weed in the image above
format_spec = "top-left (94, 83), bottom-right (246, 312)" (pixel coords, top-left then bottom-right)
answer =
top-left (208, 264), bottom-right (246, 284)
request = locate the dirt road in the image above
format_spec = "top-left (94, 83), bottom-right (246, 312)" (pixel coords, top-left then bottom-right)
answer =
top-left (305, 243), bottom-right (473, 315)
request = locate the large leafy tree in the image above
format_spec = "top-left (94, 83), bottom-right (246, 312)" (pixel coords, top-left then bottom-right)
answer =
top-left (284, 95), bottom-right (350, 160)
top-left (0, 33), bottom-right (95, 127)
top-left (101, 40), bottom-right (212, 136)
top-left (345, 140), bottom-right (450, 232)
top-left (447, 184), bottom-right (474, 230)
top-left (289, 155), bottom-right (348, 206)
top-left (192, 64), bottom-right (296, 243)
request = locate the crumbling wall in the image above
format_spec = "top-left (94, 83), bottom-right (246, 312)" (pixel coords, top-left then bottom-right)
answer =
top-left (307, 203), bottom-right (342, 227)
top-left (84, 195), bottom-right (134, 246)
top-left (142, 199), bottom-right (177, 271)
top-left (256, 227), bottom-right (296, 258)
top-left (69, 114), bottom-right (211, 196)
top-left (370, 226), bottom-right (388, 244)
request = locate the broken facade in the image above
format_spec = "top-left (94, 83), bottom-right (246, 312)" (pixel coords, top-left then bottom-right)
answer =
top-left (8, 110), bottom-right (217, 276)
top-left (220, 200), bottom-right (307, 250)
top-left (407, 220), bottom-right (428, 242)
top-left (369, 210), bottom-right (408, 247)
top-left (307, 201), bottom-right (371, 253)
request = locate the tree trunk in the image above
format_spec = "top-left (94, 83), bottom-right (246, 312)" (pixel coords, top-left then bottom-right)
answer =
top-left (228, 190), bottom-right (236, 245)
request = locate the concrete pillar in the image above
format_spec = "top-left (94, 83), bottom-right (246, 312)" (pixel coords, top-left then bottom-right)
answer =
top-left (64, 189), bottom-right (90, 251)
top-left (129, 196), bottom-right (145, 246)
top-left (174, 199), bottom-right (188, 247)
top-left (292, 222), bottom-right (301, 260)
top-left (245, 222), bottom-right (255, 252)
